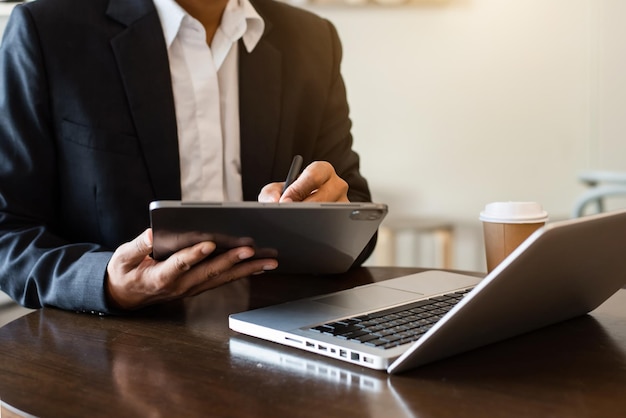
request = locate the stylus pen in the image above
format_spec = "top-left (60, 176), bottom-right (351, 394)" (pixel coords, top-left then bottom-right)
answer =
top-left (282, 154), bottom-right (303, 195)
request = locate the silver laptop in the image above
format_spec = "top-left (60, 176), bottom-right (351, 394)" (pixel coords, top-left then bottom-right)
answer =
top-left (229, 209), bottom-right (626, 374)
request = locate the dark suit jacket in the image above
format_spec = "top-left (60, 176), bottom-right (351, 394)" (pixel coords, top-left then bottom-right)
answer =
top-left (0, 0), bottom-right (373, 313)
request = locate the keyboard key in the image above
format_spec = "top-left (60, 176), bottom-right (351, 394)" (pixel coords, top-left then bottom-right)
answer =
top-left (364, 338), bottom-right (388, 347)
top-left (307, 287), bottom-right (474, 350)
top-left (352, 334), bottom-right (382, 343)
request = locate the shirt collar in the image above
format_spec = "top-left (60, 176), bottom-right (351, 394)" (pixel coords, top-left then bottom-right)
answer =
top-left (152, 0), bottom-right (264, 52)
top-left (240, 0), bottom-right (264, 52)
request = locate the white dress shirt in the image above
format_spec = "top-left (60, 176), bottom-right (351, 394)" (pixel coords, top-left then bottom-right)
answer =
top-left (152, 0), bottom-right (264, 201)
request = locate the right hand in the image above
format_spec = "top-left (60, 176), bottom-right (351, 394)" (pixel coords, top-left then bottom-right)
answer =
top-left (258, 161), bottom-right (350, 203)
top-left (105, 229), bottom-right (278, 311)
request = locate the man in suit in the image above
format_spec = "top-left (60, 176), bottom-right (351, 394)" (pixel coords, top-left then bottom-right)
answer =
top-left (0, 0), bottom-right (373, 313)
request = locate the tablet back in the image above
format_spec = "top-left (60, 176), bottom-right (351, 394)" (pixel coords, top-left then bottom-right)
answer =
top-left (149, 201), bottom-right (388, 274)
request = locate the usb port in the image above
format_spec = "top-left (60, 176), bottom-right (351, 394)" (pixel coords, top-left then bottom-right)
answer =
top-left (339, 350), bottom-right (347, 358)
top-left (306, 341), bottom-right (315, 348)
top-left (318, 345), bottom-right (327, 351)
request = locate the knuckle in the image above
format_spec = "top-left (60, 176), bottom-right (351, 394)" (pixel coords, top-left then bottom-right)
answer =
top-left (339, 177), bottom-right (349, 192)
top-left (152, 270), bottom-right (169, 289)
top-left (203, 265), bottom-right (222, 280)
top-left (134, 238), bottom-right (144, 253)
top-left (257, 184), bottom-right (269, 198)
top-left (113, 243), bottom-right (132, 264)
top-left (200, 253), bottom-right (243, 282)
top-left (134, 236), bottom-right (149, 254)
top-left (173, 255), bottom-right (190, 272)
top-left (168, 285), bottom-right (185, 299)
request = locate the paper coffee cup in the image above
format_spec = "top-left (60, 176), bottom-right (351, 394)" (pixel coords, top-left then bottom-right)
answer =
top-left (480, 202), bottom-right (548, 272)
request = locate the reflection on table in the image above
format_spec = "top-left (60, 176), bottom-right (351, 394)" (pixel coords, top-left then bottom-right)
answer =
top-left (1, 267), bottom-right (626, 417)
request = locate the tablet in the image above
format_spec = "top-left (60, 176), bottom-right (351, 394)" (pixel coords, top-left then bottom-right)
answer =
top-left (149, 201), bottom-right (388, 274)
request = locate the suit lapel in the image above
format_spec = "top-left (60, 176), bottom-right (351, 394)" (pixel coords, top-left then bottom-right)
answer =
top-left (106, 0), bottom-right (181, 200)
top-left (238, 27), bottom-right (282, 200)
top-left (105, 0), bottom-right (284, 201)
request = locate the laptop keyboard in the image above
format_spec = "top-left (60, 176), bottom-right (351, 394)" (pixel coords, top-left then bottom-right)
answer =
top-left (309, 288), bottom-right (473, 350)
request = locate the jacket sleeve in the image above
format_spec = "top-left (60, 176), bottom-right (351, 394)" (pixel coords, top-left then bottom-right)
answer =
top-left (316, 19), bottom-right (371, 204)
top-left (0, 6), bottom-right (114, 314)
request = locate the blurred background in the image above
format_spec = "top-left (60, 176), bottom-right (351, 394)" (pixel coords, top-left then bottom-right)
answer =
top-left (1, 0), bottom-right (625, 281)
top-left (295, 0), bottom-right (626, 271)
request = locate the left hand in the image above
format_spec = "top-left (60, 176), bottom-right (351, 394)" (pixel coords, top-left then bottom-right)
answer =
top-left (258, 161), bottom-right (349, 203)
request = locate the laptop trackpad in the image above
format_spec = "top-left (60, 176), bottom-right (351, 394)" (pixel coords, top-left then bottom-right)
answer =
top-left (313, 285), bottom-right (422, 311)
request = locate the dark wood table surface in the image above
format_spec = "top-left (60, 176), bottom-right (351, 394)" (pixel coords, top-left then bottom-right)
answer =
top-left (1, 266), bottom-right (626, 418)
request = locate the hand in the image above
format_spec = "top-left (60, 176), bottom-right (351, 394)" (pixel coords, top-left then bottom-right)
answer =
top-left (258, 161), bottom-right (349, 203)
top-left (105, 229), bottom-right (278, 310)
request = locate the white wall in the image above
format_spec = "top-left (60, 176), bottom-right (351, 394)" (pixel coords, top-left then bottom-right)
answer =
top-left (2, 1), bottom-right (626, 271)
top-left (0, 5), bottom-right (14, 40)
top-left (303, 0), bottom-right (626, 270)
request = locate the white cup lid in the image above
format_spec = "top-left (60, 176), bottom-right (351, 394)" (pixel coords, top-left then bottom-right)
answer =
top-left (479, 201), bottom-right (548, 224)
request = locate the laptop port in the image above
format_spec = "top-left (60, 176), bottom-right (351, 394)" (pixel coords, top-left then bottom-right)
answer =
top-left (306, 341), bottom-right (315, 348)
top-left (339, 350), bottom-right (347, 358)
top-left (363, 356), bottom-right (373, 364)
top-left (351, 352), bottom-right (360, 361)
top-left (318, 344), bottom-right (327, 351)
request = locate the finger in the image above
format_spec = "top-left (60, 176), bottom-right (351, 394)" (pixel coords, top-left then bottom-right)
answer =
top-left (189, 256), bottom-right (279, 295)
top-left (258, 182), bottom-right (283, 203)
top-left (182, 246), bottom-right (275, 291)
top-left (106, 239), bottom-right (219, 311)
top-left (198, 246), bottom-right (255, 279)
top-left (299, 177), bottom-right (349, 203)
top-left (114, 228), bottom-right (154, 268)
top-left (281, 161), bottom-right (348, 202)
top-left (158, 240), bottom-right (218, 278)
top-left (279, 162), bottom-right (326, 202)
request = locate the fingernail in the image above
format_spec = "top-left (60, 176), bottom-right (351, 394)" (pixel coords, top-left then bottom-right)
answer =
top-left (238, 248), bottom-right (254, 260)
top-left (263, 263), bottom-right (277, 271)
top-left (200, 243), bottom-right (214, 255)
top-left (252, 263), bottom-right (277, 275)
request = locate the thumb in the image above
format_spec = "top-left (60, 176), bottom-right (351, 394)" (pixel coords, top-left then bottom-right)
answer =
top-left (121, 228), bottom-right (154, 265)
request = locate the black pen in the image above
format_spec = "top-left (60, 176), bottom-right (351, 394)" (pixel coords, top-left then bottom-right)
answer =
top-left (282, 154), bottom-right (303, 195)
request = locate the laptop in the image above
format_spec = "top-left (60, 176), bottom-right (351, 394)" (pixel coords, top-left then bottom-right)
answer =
top-left (149, 200), bottom-right (387, 274)
top-left (229, 209), bottom-right (626, 374)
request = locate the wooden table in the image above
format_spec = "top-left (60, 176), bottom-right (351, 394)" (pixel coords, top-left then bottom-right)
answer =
top-left (1, 267), bottom-right (625, 417)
